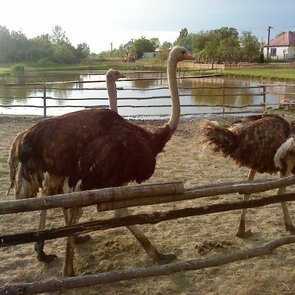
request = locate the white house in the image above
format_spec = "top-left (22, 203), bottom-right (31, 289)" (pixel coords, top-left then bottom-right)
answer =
top-left (263, 31), bottom-right (295, 60)
top-left (142, 52), bottom-right (156, 58)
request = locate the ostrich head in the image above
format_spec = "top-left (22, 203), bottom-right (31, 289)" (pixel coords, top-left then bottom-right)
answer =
top-left (106, 69), bottom-right (125, 113)
top-left (106, 69), bottom-right (126, 82)
top-left (168, 46), bottom-right (194, 63)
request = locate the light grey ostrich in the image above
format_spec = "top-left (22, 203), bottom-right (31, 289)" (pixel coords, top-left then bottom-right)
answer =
top-left (7, 69), bottom-right (125, 262)
top-left (17, 47), bottom-right (194, 276)
top-left (199, 114), bottom-right (295, 237)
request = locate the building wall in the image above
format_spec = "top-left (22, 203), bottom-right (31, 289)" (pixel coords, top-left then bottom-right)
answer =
top-left (263, 46), bottom-right (295, 60)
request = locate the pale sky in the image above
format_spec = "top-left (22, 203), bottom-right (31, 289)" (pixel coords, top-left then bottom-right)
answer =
top-left (1, 0), bottom-right (295, 53)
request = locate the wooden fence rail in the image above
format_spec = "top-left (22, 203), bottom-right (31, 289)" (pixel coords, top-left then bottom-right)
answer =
top-left (0, 74), bottom-right (267, 118)
top-left (1, 191), bottom-right (295, 247)
top-left (1, 236), bottom-right (294, 295)
top-left (1, 176), bottom-right (295, 215)
top-left (1, 177), bottom-right (295, 294)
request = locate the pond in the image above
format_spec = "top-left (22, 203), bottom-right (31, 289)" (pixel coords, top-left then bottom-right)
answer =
top-left (1, 71), bottom-right (295, 119)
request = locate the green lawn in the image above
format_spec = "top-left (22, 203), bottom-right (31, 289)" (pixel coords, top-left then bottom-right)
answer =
top-left (224, 67), bottom-right (295, 80)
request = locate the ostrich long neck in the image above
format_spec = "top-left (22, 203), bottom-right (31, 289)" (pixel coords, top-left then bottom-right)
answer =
top-left (167, 56), bottom-right (180, 132)
top-left (107, 80), bottom-right (118, 113)
top-left (149, 54), bottom-right (180, 156)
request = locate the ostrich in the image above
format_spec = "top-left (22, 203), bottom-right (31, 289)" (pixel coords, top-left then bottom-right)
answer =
top-left (17, 46), bottom-right (194, 276)
top-left (8, 69), bottom-right (125, 198)
top-left (7, 69), bottom-right (125, 262)
top-left (199, 114), bottom-right (295, 237)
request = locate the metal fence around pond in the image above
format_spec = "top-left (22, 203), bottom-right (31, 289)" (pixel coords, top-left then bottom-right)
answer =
top-left (0, 71), bottom-right (268, 118)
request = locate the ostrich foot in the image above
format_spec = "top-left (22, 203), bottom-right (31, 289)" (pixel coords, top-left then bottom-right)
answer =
top-left (154, 252), bottom-right (177, 265)
top-left (285, 224), bottom-right (295, 235)
top-left (37, 251), bottom-right (58, 263)
top-left (236, 229), bottom-right (252, 239)
top-left (74, 234), bottom-right (91, 244)
top-left (35, 241), bottom-right (57, 263)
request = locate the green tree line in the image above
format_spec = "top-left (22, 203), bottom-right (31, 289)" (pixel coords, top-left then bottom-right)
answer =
top-left (99, 27), bottom-right (262, 63)
top-left (0, 25), bottom-right (262, 64)
top-left (173, 27), bottom-right (262, 63)
top-left (0, 25), bottom-right (90, 64)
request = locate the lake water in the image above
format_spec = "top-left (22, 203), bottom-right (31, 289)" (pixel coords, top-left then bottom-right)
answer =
top-left (1, 71), bottom-right (295, 119)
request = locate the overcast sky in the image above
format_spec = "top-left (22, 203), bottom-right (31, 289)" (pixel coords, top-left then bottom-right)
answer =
top-left (1, 0), bottom-right (295, 53)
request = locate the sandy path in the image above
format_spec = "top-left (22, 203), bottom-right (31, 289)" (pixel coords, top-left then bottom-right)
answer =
top-left (0, 115), bottom-right (294, 295)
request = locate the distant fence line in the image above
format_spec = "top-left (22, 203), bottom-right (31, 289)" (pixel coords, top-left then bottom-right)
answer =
top-left (0, 71), bottom-right (269, 118)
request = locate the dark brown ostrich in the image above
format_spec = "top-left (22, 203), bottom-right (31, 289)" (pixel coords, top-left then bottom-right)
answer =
top-left (8, 69), bottom-right (125, 263)
top-left (199, 114), bottom-right (295, 237)
top-left (8, 69), bottom-right (125, 199)
top-left (17, 46), bottom-right (194, 276)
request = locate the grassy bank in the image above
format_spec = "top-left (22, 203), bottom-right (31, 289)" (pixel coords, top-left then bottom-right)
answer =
top-left (2, 60), bottom-right (295, 81)
top-left (224, 67), bottom-right (295, 81)
top-left (0, 58), bottom-right (168, 75)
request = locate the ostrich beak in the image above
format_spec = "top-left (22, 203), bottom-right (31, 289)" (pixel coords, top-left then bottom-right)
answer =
top-left (186, 52), bottom-right (195, 61)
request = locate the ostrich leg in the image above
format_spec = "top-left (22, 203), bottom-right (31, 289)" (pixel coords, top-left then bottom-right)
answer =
top-left (278, 172), bottom-right (295, 234)
top-left (35, 174), bottom-right (89, 262)
top-left (62, 207), bottom-right (82, 277)
top-left (236, 169), bottom-right (256, 238)
top-left (115, 208), bottom-right (176, 264)
top-left (34, 209), bottom-right (57, 262)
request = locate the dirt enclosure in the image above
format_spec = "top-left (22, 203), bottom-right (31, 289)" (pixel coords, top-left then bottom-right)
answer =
top-left (0, 115), bottom-right (295, 295)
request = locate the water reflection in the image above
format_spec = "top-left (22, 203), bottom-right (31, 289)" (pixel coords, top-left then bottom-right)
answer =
top-left (0, 71), bottom-right (292, 118)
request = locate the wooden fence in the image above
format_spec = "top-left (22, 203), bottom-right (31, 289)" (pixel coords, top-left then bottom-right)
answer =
top-left (0, 71), bottom-right (268, 118)
top-left (1, 177), bottom-right (295, 294)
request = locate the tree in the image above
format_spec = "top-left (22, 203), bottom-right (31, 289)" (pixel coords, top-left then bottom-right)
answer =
top-left (150, 38), bottom-right (160, 49)
top-left (160, 41), bottom-right (172, 51)
top-left (50, 25), bottom-right (69, 45)
top-left (192, 27), bottom-right (241, 63)
top-left (29, 34), bottom-right (53, 61)
top-left (9, 30), bottom-right (30, 62)
top-left (240, 31), bottom-right (261, 62)
top-left (174, 28), bottom-right (193, 50)
top-left (52, 43), bottom-right (77, 63)
top-left (0, 26), bottom-right (11, 62)
top-left (131, 37), bottom-right (155, 59)
top-left (76, 43), bottom-right (90, 60)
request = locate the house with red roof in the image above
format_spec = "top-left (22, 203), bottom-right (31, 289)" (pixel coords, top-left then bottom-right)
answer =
top-left (263, 31), bottom-right (295, 60)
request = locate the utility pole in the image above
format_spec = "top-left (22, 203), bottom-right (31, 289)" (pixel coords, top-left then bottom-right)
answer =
top-left (110, 42), bottom-right (113, 52)
top-left (266, 26), bottom-right (273, 60)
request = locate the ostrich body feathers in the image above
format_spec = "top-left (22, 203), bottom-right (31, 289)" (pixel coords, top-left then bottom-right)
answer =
top-left (19, 108), bottom-right (173, 191)
top-left (200, 114), bottom-right (294, 174)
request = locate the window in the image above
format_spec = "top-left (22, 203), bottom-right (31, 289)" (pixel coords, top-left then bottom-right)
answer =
top-left (270, 48), bottom-right (277, 56)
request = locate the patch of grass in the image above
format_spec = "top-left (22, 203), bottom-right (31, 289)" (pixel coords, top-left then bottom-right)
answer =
top-left (224, 67), bottom-right (295, 81)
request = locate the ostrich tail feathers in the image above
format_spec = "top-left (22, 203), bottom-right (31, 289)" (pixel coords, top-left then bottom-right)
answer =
top-left (14, 163), bottom-right (42, 199)
top-left (7, 130), bottom-right (26, 195)
top-left (274, 137), bottom-right (295, 176)
top-left (198, 119), bottom-right (237, 157)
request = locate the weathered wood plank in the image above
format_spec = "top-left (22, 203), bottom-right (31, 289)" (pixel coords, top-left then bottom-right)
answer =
top-left (0, 182), bottom-right (184, 215)
top-left (1, 192), bottom-right (295, 247)
top-left (97, 176), bottom-right (295, 211)
top-left (2, 177), bottom-right (295, 215)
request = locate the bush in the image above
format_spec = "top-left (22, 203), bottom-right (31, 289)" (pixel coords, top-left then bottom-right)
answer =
top-left (10, 64), bottom-right (26, 76)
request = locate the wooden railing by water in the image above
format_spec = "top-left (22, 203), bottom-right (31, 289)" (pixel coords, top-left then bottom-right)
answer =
top-left (0, 71), bottom-right (268, 118)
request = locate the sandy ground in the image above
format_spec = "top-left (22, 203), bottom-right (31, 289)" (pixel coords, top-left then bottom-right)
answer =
top-left (0, 115), bottom-right (295, 295)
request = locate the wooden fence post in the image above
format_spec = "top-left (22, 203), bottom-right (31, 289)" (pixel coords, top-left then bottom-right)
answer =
top-left (222, 81), bottom-right (225, 116)
top-left (43, 84), bottom-right (47, 118)
top-left (262, 85), bottom-right (266, 111)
